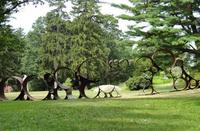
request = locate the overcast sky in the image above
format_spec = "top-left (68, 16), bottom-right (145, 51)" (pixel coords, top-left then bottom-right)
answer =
top-left (9, 0), bottom-right (134, 33)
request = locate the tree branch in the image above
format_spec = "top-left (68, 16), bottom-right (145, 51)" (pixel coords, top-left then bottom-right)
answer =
top-left (173, 13), bottom-right (192, 34)
top-left (1, 0), bottom-right (28, 16)
top-left (162, 45), bottom-right (200, 56)
top-left (189, 44), bottom-right (196, 50)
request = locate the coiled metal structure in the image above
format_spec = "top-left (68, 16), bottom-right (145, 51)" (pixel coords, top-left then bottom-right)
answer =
top-left (135, 49), bottom-right (200, 94)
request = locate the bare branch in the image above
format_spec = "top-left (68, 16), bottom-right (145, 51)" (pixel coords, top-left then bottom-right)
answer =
top-left (189, 44), bottom-right (196, 50)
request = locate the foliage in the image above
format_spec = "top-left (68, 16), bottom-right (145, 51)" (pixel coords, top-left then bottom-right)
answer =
top-left (68, 0), bottom-right (110, 80)
top-left (40, 12), bottom-right (71, 72)
top-left (126, 77), bottom-right (142, 90)
top-left (20, 17), bottom-right (45, 75)
top-left (114, 0), bottom-right (200, 61)
top-left (28, 79), bottom-right (46, 91)
top-left (64, 77), bottom-right (72, 87)
top-left (0, 0), bottom-right (134, 90)
top-left (113, 0), bottom-right (200, 87)
top-left (0, 0), bottom-right (46, 25)
top-left (18, 0), bottom-right (131, 88)
top-left (0, 26), bottom-right (25, 79)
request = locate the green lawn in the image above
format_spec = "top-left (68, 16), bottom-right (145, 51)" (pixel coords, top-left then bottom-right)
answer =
top-left (1, 89), bottom-right (200, 131)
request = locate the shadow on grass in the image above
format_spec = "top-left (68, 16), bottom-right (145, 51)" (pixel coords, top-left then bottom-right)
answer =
top-left (0, 98), bottom-right (198, 131)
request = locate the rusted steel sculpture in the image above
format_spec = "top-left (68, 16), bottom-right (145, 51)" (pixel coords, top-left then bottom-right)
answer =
top-left (1, 75), bottom-right (47, 101)
top-left (171, 59), bottom-right (199, 91)
top-left (71, 58), bottom-right (126, 99)
top-left (13, 75), bottom-right (35, 100)
top-left (43, 73), bottom-right (60, 100)
top-left (135, 49), bottom-right (176, 94)
top-left (108, 59), bottom-right (130, 71)
top-left (137, 48), bottom-right (200, 94)
top-left (152, 49), bottom-right (199, 91)
top-left (136, 55), bottom-right (161, 95)
top-left (72, 60), bottom-right (98, 98)
top-left (151, 49), bottom-right (176, 93)
top-left (53, 67), bottom-right (74, 99)
top-left (0, 58), bottom-right (127, 100)
top-left (4, 48), bottom-right (200, 100)
top-left (108, 58), bottom-right (130, 83)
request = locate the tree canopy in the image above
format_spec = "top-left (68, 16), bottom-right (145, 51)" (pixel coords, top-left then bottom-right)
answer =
top-left (112, 0), bottom-right (200, 90)
top-left (5, 0), bottom-right (200, 92)
top-left (113, 0), bottom-right (200, 55)
top-left (18, 0), bottom-right (132, 85)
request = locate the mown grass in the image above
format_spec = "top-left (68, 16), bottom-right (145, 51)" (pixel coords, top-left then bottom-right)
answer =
top-left (1, 89), bottom-right (200, 131)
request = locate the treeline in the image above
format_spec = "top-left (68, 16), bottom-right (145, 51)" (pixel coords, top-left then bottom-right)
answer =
top-left (114, 0), bottom-right (200, 90)
top-left (1, 0), bottom-right (200, 92)
top-left (0, 0), bottom-right (134, 91)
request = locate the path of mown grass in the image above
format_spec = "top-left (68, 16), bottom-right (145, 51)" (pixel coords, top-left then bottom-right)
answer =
top-left (1, 96), bottom-right (200, 131)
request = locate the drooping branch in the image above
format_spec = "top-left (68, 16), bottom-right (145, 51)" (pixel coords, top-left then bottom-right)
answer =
top-left (162, 45), bottom-right (200, 56)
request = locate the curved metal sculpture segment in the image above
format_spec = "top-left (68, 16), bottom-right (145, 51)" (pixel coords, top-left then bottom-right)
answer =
top-left (53, 67), bottom-right (74, 99)
top-left (171, 59), bottom-right (199, 91)
top-left (13, 75), bottom-right (35, 100)
top-left (136, 49), bottom-right (200, 94)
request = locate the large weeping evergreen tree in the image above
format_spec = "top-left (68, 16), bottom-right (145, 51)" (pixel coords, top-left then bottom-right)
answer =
top-left (69, 0), bottom-right (118, 80)
top-left (26, 0), bottom-right (124, 85)
top-left (112, 0), bottom-right (200, 89)
top-left (113, 0), bottom-right (200, 73)
top-left (114, 0), bottom-right (200, 54)
top-left (39, 1), bottom-right (71, 73)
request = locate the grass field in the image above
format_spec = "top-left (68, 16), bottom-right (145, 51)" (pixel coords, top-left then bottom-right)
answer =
top-left (1, 87), bottom-right (200, 131)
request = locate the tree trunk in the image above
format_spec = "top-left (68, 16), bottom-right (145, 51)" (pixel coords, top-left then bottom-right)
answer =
top-left (0, 78), bottom-right (8, 101)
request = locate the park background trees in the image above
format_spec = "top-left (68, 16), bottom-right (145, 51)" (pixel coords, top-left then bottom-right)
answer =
top-left (113, 0), bottom-right (200, 90)
top-left (16, 0), bottom-right (133, 91)
top-left (2, 0), bottom-right (200, 92)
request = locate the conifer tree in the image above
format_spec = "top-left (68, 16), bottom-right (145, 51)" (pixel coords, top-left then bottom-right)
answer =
top-left (113, 0), bottom-right (200, 74)
top-left (114, 0), bottom-right (200, 55)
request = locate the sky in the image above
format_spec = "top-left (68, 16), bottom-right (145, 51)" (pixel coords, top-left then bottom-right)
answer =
top-left (9, 0), bottom-right (134, 33)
